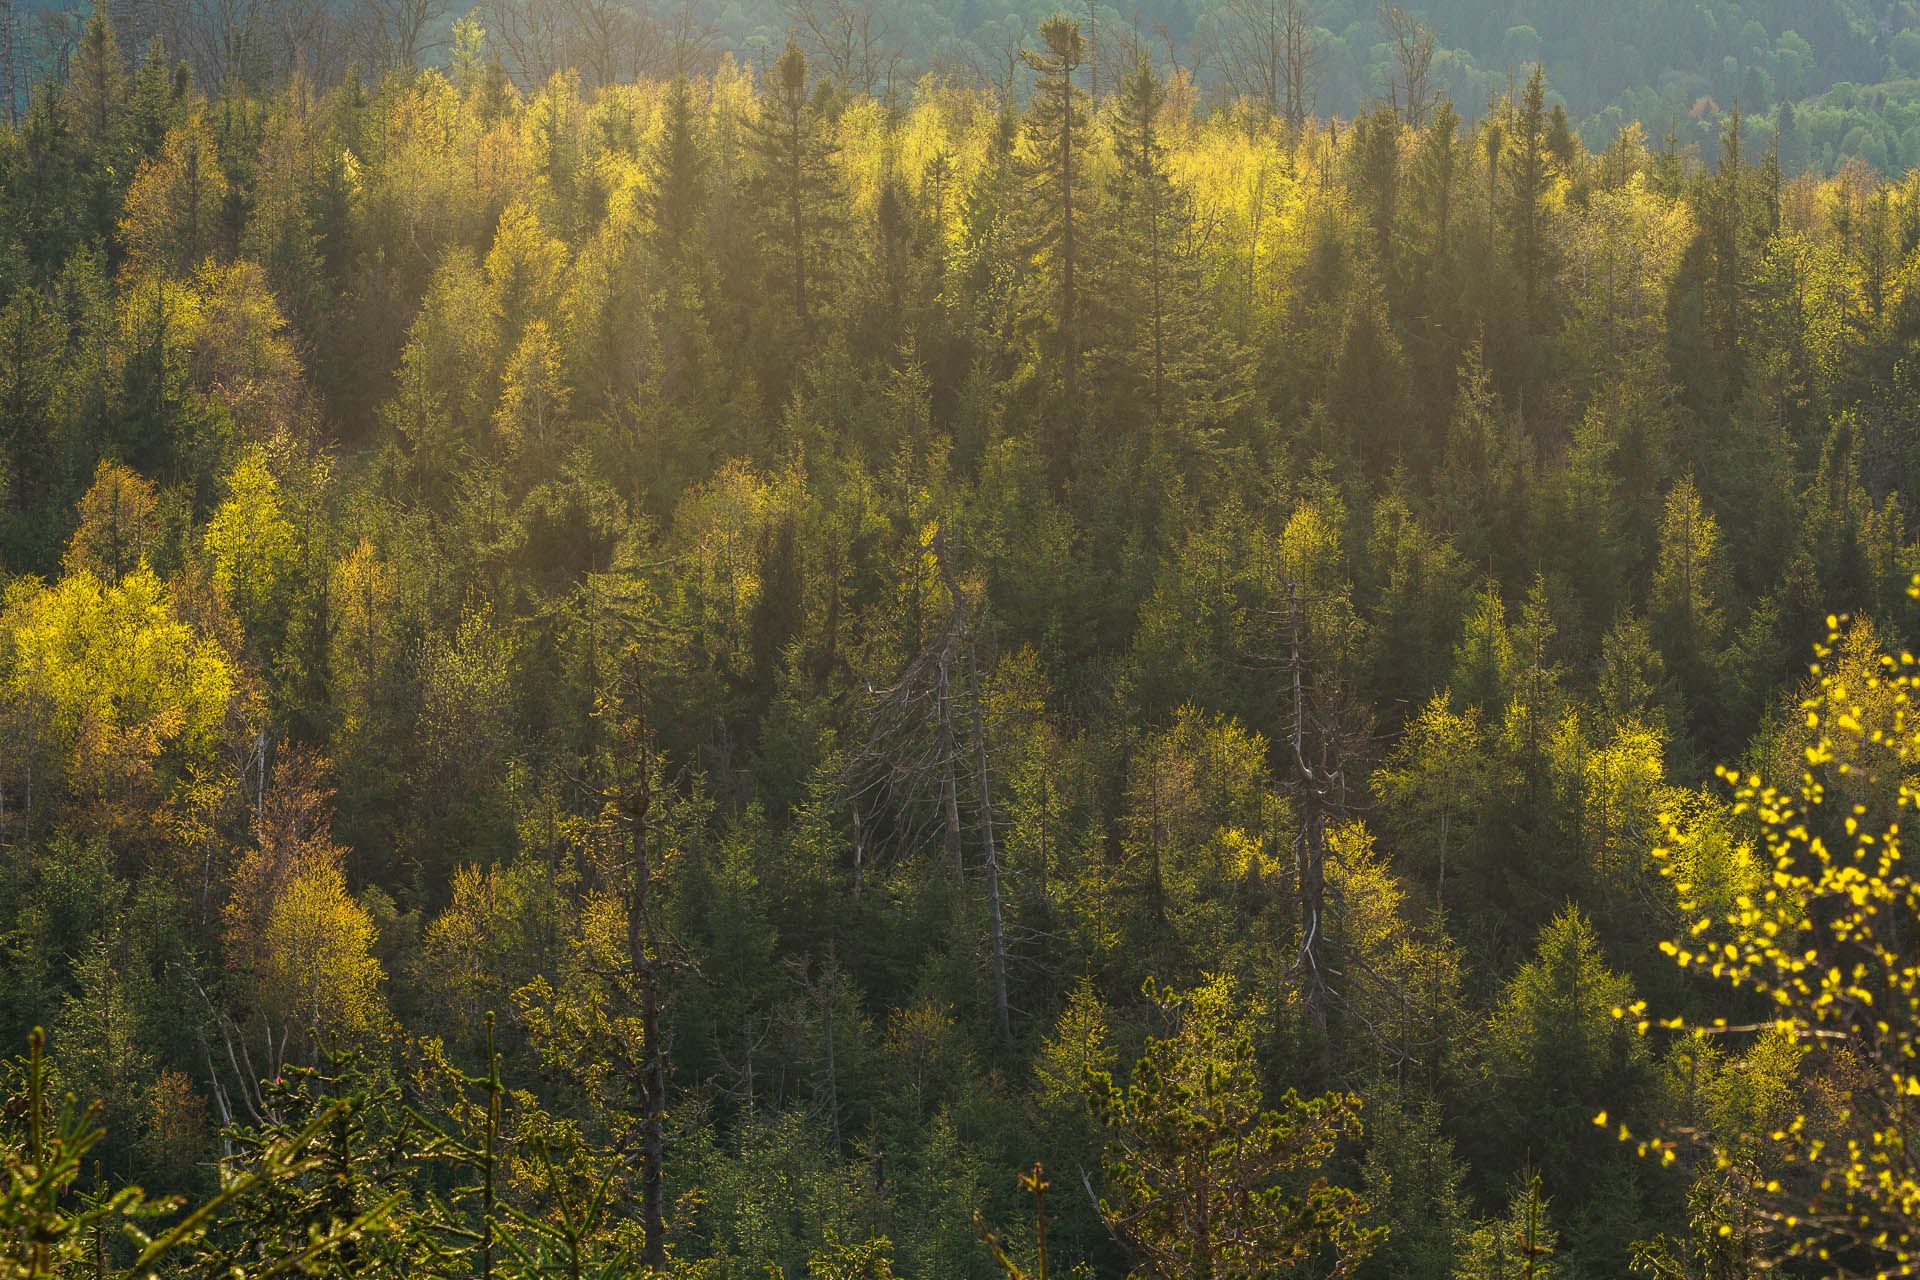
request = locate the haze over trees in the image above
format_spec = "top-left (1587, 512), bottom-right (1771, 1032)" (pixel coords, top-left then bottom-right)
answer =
top-left (9, 1), bottom-right (1920, 1277)
top-left (12, 0), bottom-right (1920, 174)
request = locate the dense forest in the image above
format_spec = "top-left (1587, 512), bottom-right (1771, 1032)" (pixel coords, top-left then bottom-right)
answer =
top-left (8, 1), bottom-right (1920, 1276)
top-left (17, 0), bottom-right (1920, 174)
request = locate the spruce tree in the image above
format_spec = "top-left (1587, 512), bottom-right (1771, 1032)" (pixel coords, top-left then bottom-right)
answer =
top-left (746, 38), bottom-right (838, 322)
top-left (1020, 15), bottom-right (1088, 401)
top-left (1108, 54), bottom-right (1179, 422)
top-left (1505, 65), bottom-right (1549, 337)
top-left (645, 75), bottom-right (705, 265)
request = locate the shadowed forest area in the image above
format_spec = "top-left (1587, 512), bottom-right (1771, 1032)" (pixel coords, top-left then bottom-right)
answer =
top-left (9, 3), bottom-right (1920, 1277)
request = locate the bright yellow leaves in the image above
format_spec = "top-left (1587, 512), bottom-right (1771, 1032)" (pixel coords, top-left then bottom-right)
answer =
top-left (0, 460), bottom-right (273, 846)
top-left (187, 261), bottom-right (309, 438)
top-left (486, 199), bottom-right (569, 343)
top-left (3, 565), bottom-right (235, 755)
top-left (421, 857), bottom-right (559, 1021)
top-left (1278, 498), bottom-right (1362, 664)
top-left (1121, 703), bottom-right (1289, 900)
top-left (1033, 975), bottom-right (1115, 1115)
top-left (1372, 692), bottom-right (1489, 896)
top-left (0, 555), bottom-right (239, 848)
top-left (1560, 173), bottom-right (1695, 370)
top-left (1617, 579), bottom-right (1920, 1274)
top-left (1657, 788), bottom-right (1767, 933)
top-left (1651, 472), bottom-right (1728, 659)
top-left (1324, 819), bottom-right (1465, 1070)
top-left (1579, 722), bottom-right (1668, 888)
top-left (672, 460), bottom-right (787, 662)
top-left (1094, 972), bottom-right (1378, 1278)
top-left (424, 863), bottom-right (508, 1020)
top-left (387, 248), bottom-right (496, 472)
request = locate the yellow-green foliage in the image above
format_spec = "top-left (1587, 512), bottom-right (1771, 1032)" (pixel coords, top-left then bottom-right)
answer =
top-left (1560, 173), bottom-right (1695, 373)
top-left (1578, 721), bottom-right (1668, 887)
top-left (204, 447), bottom-right (298, 611)
top-left (258, 854), bottom-right (389, 1040)
top-left (118, 111), bottom-right (228, 275)
top-left (1324, 820), bottom-right (1465, 1072)
top-left (1033, 975), bottom-right (1115, 1115)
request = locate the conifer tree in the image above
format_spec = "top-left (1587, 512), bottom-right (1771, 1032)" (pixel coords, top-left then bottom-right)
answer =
top-left (1106, 53), bottom-right (1186, 424)
top-left (1649, 472), bottom-right (1730, 757)
top-left (747, 38), bottom-right (838, 322)
top-left (65, 0), bottom-right (127, 245)
top-left (1095, 975), bottom-right (1381, 1279)
top-left (1021, 15), bottom-right (1088, 401)
top-left (1352, 105), bottom-right (1400, 269)
top-left (1505, 65), bottom-right (1550, 339)
top-left (645, 75), bottom-right (705, 265)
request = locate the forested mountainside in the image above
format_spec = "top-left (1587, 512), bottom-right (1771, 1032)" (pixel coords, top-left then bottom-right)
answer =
top-left (9, 4), bottom-right (1920, 1277)
top-left (12, 0), bottom-right (1920, 174)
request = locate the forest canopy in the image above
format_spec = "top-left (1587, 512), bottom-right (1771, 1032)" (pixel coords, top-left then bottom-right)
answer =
top-left (12, 0), bottom-right (1920, 173)
top-left (7, 1), bottom-right (1920, 1277)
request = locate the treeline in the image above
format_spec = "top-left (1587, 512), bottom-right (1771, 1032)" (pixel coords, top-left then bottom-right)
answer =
top-left (8, 0), bottom-right (1920, 177)
top-left (4, 5), bottom-right (1920, 1276)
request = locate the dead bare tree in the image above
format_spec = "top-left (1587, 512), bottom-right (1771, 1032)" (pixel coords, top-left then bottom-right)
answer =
top-left (662, 0), bottom-right (717, 78)
top-left (789, 951), bottom-right (846, 1147)
top-left (156, 0), bottom-right (344, 91)
top-left (1276, 1), bottom-right (1319, 131)
top-left (845, 541), bottom-right (972, 875)
top-left (29, 5), bottom-right (82, 85)
top-left (846, 527), bottom-right (1014, 1040)
top-left (188, 968), bottom-right (297, 1144)
top-left (563, 655), bottom-right (700, 1274)
top-left (362, 0), bottom-right (445, 72)
top-left (1379, 2), bottom-right (1436, 127)
top-left (965, 26), bottom-right (1024, 103)
top-left (1211, 0), bottom-right (1320, 130)
top-left (940, 541), bottom-right (1012, 1044)
top-left (280, 0), bottom-right (348, 82)
top-left (1, 0), bottom-right (20, 121)
top-left (1080, 0), bottom-right (1104, 99)
top-left (566, 0), bottom-right (668, 87)
top-left (781, 0), bottom-right (901, 95)
top-left (1234, 583), bottom-right (1376, 1032)
top-left (486, 0), bottom-right (569, 87)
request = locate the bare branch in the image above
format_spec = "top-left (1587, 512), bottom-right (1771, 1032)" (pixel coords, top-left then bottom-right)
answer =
top-left (1379, 3), bottom-right (1436, 127)
top-left (1210, 0), bottom-right (1320, 129)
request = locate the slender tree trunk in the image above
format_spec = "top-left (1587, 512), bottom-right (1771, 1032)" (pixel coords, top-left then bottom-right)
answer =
top-left (822, 952), bottom-right (843, 1148)
top-left (850, 803), bottom-right (864, 902)
top-left (789, 106), bottom-right (806, 318)
top-left (1287, 583), bottom-right (1328, 1029)
top-left (623, 790), bottom-right (668, 1272)
top-left (937, 646), bottom-right (964, 880)
top-left (482, 1015), bottom-right (498, 1280)
top-left (1149, 188), bottom-right (1164, 419)
top-left (966, 637), bottom-right (1012, 1041)
top-left (1061, 81), bottom-right (1077, 397)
